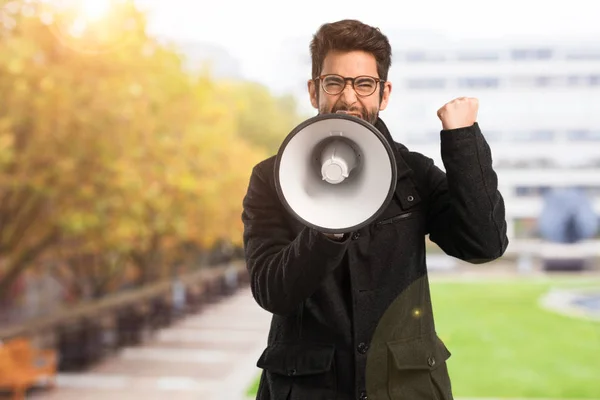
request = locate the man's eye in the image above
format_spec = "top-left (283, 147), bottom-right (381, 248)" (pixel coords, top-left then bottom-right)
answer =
top-left (325, 80), bottom-right (344, 87)
top-left (356, 80), bottom-right (374, 88)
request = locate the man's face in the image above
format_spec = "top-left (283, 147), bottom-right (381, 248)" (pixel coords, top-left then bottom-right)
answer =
top-left (308, 50), bottom-right (392, 125)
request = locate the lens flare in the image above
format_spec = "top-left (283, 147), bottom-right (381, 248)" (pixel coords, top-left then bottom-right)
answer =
top-left (42, 0), bottom-right (139, 55)
top-left (80, 0), bottom-right (112, 22)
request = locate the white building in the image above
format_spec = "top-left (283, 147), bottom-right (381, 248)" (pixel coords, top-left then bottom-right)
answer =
top-left (278, 33), bottom-right (600, 241)
top-left (389, 35), bottom-right (600, 241)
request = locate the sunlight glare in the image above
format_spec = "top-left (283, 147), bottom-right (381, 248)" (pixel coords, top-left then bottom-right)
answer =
top-left (79, 0), bottom-right (113, 22)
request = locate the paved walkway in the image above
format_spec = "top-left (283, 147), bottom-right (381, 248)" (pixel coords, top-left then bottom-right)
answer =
top-left (24, 276), bottom-right (600, 400)
top-left (30, 287), bottom-right (271, 400)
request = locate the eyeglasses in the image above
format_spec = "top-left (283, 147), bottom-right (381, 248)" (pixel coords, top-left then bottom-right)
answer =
top-left (316, 74), bottom-right (384, 97)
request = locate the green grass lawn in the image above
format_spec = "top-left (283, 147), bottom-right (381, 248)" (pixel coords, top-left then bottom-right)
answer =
top-left (432, 277), bottom-right (600, 398)
top-left (247, 276), bottom-right (600, 398)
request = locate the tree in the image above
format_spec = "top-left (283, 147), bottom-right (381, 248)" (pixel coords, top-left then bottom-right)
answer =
top-left (0, 0), bottom-right (298, 301)
top-left (222, 81), bottom-right (309, 156)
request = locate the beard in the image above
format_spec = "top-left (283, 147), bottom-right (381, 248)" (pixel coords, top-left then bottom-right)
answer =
top-left (319, 100), bottom-right (379, 126)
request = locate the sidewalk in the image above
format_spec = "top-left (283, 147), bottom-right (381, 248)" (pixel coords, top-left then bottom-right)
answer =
top-left (30, 287), bottom-right (271, 400)
top-left (26, 284), bottom-right (599, 400)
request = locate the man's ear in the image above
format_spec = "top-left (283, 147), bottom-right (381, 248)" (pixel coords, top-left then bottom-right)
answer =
top-left (308, 79), bottom-right (318, 109)
top-left (379, 81), bottom-right (392, 111)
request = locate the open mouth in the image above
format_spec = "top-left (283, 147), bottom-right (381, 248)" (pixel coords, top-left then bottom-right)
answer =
top-left (335, 110), bottom-right (362, 118)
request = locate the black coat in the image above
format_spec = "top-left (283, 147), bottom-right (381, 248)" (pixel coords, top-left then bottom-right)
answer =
top-left (241, 118), bottom-right (509, 400)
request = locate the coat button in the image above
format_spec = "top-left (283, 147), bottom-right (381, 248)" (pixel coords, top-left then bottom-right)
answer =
top-left (407, 195), bottom-right (414, 202)
top-left (351, 232), bottom-right (360, 240)
top-left (359, 391), bottom-right (368, 400)
top-left (357, 342), bottom-right (369, 354)
top-left (427, 356), bottom-right (436, 367)
top-left (288, 368), bottom-right (296, 376)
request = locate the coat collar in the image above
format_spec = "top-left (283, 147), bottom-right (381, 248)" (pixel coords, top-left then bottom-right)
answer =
top-left (374, 117), bottom-right (415, 181)
top-left (373, 117), bottom-right (423, 210)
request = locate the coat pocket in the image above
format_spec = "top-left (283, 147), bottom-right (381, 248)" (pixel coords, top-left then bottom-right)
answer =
top-left (376, 211), bottom-right (415, 226)
top-left (256, 342), bottom-right (336, 400)
top-left (386, 334), bottom-right (453, 400)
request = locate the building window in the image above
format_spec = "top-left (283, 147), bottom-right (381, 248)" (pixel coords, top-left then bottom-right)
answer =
top-left (565, 50), bottom-right (600, 60)
top-left (510, 76), bottom-right (534, 87)
top-left (511, 48), bottom-right (553, 60)
top-left (512, 130), bottom-right (556, 142)
top-left (534, 76), bottom-right (569, 87)
top-left (516, 186), bottom-right (551, 197)
top-left (535, 76), bottom-right (551, 86)
top-left (567, 75), bottom-right (600, 87)
top-left (456, 52), bottom-right (499, 61)
top-left (512, 158), bottom-right (556, 168)
top-left (567, 130), bottom-right (600, 141)
top-left (510, 75), bottom-right (573, 87)
top-left (403, 51), bottom-right (446, 62)
top-left (567, 75), bottom-right (584, 86)
top-left (458, 77), bottom-right (500, 88)
top-left (405, 78), bottom-right (446, 89)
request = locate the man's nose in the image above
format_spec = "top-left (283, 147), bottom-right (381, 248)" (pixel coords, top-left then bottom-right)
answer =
top-left (340, 81), bottom-right (357, 103)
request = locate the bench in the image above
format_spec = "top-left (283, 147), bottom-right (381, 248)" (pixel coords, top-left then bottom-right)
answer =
top-left (0, 338), bottom-right (57, 399)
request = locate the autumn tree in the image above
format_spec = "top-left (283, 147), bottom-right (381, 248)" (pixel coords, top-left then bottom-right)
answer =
top-left (0, 0), bottom-right (301, 301)
top-left (221, 81), bottom-right (308, 156)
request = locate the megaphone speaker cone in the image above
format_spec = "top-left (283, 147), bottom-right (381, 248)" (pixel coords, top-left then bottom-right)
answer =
top-left (274, 114), bottom-right (397, 234)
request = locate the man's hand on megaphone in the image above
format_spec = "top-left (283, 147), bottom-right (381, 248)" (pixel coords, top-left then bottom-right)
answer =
top-left (437, 97), bottom-right (479, 131)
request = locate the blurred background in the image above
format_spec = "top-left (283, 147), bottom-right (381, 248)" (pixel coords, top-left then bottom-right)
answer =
top-left (0, 0), bottom-right (599, 399)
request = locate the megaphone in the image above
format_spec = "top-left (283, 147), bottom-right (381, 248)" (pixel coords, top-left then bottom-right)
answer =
top-left (274, 113), bottom-right (398, 234)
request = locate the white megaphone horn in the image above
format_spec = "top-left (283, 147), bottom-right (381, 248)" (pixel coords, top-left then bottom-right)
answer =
top-left (274, 113), bottom-right (398, 234)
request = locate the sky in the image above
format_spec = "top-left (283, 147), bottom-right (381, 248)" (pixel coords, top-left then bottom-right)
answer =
top-left (46, 0), bottom-right (600, 85)
top-left (131, 0), bottom-right (600, 86)
top-left (134, 0), bottom-right (600, 43)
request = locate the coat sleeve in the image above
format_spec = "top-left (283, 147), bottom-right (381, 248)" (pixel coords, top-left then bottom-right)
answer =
top-left (241, 162), bottom-right (349, 315)
top-left (424, 122), bottom-right (509, 263)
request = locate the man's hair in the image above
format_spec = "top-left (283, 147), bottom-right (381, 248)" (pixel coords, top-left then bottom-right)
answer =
top-left (309, 19), bottom-right (392, 81)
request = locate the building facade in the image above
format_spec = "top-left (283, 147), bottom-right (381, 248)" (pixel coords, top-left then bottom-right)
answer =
top-left (277, 33), bottom-right (600, 241)
top-left (388, 36), bottom-right (600, 240)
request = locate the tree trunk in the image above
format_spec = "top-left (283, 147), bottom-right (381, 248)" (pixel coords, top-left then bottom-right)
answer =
top-left (0, 229), bottom-right (59, 301)
top-left (130, 233), bottom-right (162, 285)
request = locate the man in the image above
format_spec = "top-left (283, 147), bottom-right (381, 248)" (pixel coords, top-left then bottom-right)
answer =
top-left (241, 19), bottom-right (508, 400)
